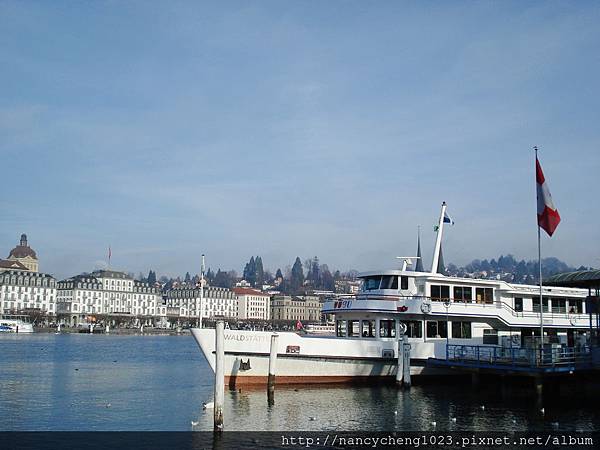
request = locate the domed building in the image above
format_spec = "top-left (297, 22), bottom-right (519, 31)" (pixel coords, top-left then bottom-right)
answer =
top-left (7, 234), bottom-right (38, 272)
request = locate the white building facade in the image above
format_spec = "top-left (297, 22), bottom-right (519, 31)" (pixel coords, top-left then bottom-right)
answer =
top-left (163, 286), bottom-right (238, 322)
top-left (233, 287), bottom-right (270, 320)
top-left (56, 270), bottom-right (165, 326)
top-left (0, 270), bottom-right (57, 319)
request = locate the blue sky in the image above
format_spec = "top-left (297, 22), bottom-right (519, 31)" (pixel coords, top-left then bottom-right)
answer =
top-left (1, 1), bottom-right (599, 280)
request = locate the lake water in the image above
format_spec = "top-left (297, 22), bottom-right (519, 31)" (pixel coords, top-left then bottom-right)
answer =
top-left (1, 334), bottom-right (598, 432)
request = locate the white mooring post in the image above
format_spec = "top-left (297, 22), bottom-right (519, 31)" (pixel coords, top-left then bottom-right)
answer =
top-left (268, 334), bottom-right (279, 404)
top-left (403, 341), bottom-right (412, 388)
top-left (396, 333), bottom-right (405, 385)
top-left (214, 320), bottom-right (225, 431)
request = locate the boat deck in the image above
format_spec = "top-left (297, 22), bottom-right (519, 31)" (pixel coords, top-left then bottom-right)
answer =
top-left (427, 344), bottom-right (597, 376)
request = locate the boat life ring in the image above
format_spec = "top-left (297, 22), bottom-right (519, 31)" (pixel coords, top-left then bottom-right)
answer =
top-left (420, 300), bottom-right (432, 314)
top-left (398, 323), bottom-right (408, 335)
top-left (569, 315), bottom-right (577, 326)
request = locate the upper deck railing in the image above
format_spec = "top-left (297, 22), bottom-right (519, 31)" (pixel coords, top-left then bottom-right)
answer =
top-left (445, 343), bottom-right (592, 370)
top-left (327, 293), bottom-right (586, 320)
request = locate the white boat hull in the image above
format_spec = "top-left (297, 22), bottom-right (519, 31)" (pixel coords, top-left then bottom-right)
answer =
top-left (191, 328), bottom-right (449, 386)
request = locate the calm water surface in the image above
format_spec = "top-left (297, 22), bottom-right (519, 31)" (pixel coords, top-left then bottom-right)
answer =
top-left (1, 334), bottom-right (598, 431)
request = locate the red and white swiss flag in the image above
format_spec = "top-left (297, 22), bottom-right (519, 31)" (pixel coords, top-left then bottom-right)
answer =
top-left (536, 156), bottom-right (561, 236)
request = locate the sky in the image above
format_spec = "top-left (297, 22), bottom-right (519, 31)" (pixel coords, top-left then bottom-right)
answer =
top-left (1, 1), bottom-right (599, 280)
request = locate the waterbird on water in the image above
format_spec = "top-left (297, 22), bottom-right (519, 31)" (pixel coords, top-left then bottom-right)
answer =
top-left (105, 403), bottom-right (111, 408)
top-left (191, 421), bottom-right (199, 426)
top-left (203, 401), bottom-right (214, 410)
top-left (309, 417), bottom-right (316, 421)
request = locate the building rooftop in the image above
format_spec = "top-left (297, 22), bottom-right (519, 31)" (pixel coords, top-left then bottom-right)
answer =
top-left (232, 287), bottom-right (269, 296)
top-left (91, 269), bottom-right (133, 280)
top-left (7, 234), bottom-right (37, 260)
top-left (0, 259), bottom-right (28, 271)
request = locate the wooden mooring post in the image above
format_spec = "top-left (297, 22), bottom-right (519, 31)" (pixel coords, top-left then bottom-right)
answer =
top-left (396, 334), bottom-right (405, 386)
top-left (267, 334), bottom-right (279, 405)
top-left (214, 320), bottom-right (225, 431)
top-left (402, 340), bottom-right (411, 388)
top-left (396, 324), bottom-right (411, 388)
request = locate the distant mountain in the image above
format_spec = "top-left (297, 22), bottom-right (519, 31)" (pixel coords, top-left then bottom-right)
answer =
top-left (445, 254), bottom-right (591, 284)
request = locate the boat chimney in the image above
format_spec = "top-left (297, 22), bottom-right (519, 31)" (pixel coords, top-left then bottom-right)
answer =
top-left (415, 227), bottom-right (424, 272)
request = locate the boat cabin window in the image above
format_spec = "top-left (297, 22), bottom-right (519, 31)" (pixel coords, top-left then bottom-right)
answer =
top-left (568, 298), bottom-right (582, 314)
top-left (451, 321), bottom-right (472, 339)
top-left (380, 275), bottom-right (398, 290)
top-left (347, 320), bottom-right (360, 337)
top-left (453, 286), bottom-right (472, 302)
top-left (336, 320), bottom-right (346, 337)
top-left (483, 328), bottom-right (498, 345)
top-left (400, 276), bottom-right (408, 290)
top-left (532, 297), bottom-right (549, 313)
top-left (379, 319), bottom-right (396, 338)
top-left (551, 298), bottom-right (566, 314)
top-left (363, 276), bottom-right (382, 291)
top-left (475, 287), bottom-right (494, 304)
top-left (402, 320), bottom-right (422, 338)
top-left (426, 320), bottom-right (447, 338)
top-left (431, 285), bottom-right (450, 301)
top-left (514, 297), bottom-right (523, 312)
top-left (361, 320), bottom-right (376, 338)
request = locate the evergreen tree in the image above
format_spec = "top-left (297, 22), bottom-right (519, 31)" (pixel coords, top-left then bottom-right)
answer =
top-left (255, 256), bottom-right (264, 288)
top-left (214, 269), bottom-right (234, 288)
top-left (184, 272), bottom-right (191, 283)
top-left (147, 270), bottom-right (157, 285)
top-left (290, 257), bottom-right (305, 293)
top-left (243, 256), bottom-right (256, 286)
top-left (311, 256), bottom-right (321, 288)
top-left (205, 268), bottom-right (214, 284)
top-left (321, 264), bottom-right (335, 291)
top-left (275, 268), bottom-right (283, 280)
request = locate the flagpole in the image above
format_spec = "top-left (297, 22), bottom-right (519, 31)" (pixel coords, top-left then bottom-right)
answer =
top-left (535, 146), bottom-right (544, 345)
top-left (538, 216), bottom-right (544, 344)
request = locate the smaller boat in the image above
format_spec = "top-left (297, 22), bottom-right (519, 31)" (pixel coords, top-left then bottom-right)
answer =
top-left (0, 315), bottom-right (34, 333)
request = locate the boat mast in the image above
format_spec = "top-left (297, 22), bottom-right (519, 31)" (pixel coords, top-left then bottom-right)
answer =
top-left (535, 147), bottom-right (544, 344)
top-left (199, 254), bottom-right (205, 328)
top-left (430, 202), bottom-right (447, 274)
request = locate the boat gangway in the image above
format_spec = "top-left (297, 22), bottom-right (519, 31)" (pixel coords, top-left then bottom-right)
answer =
top-left (428, 344), bottom-right (594, 376)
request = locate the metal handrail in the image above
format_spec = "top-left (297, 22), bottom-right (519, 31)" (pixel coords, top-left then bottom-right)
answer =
top-left (445, 343), bottom-right (592, 367)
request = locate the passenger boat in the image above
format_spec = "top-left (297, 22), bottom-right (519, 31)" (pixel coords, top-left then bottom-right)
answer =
top-left (191, 203), bottom-right (590, 385)
top-left (0, 315), bottom-right (34, 333)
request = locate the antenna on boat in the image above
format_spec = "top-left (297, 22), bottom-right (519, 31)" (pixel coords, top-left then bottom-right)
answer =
top-left (431, 202), bottom-right (447, 274)
top-left (199, 254), bottom-right (205, 328)
top-left (396, 256), bottom-right (421, 271)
